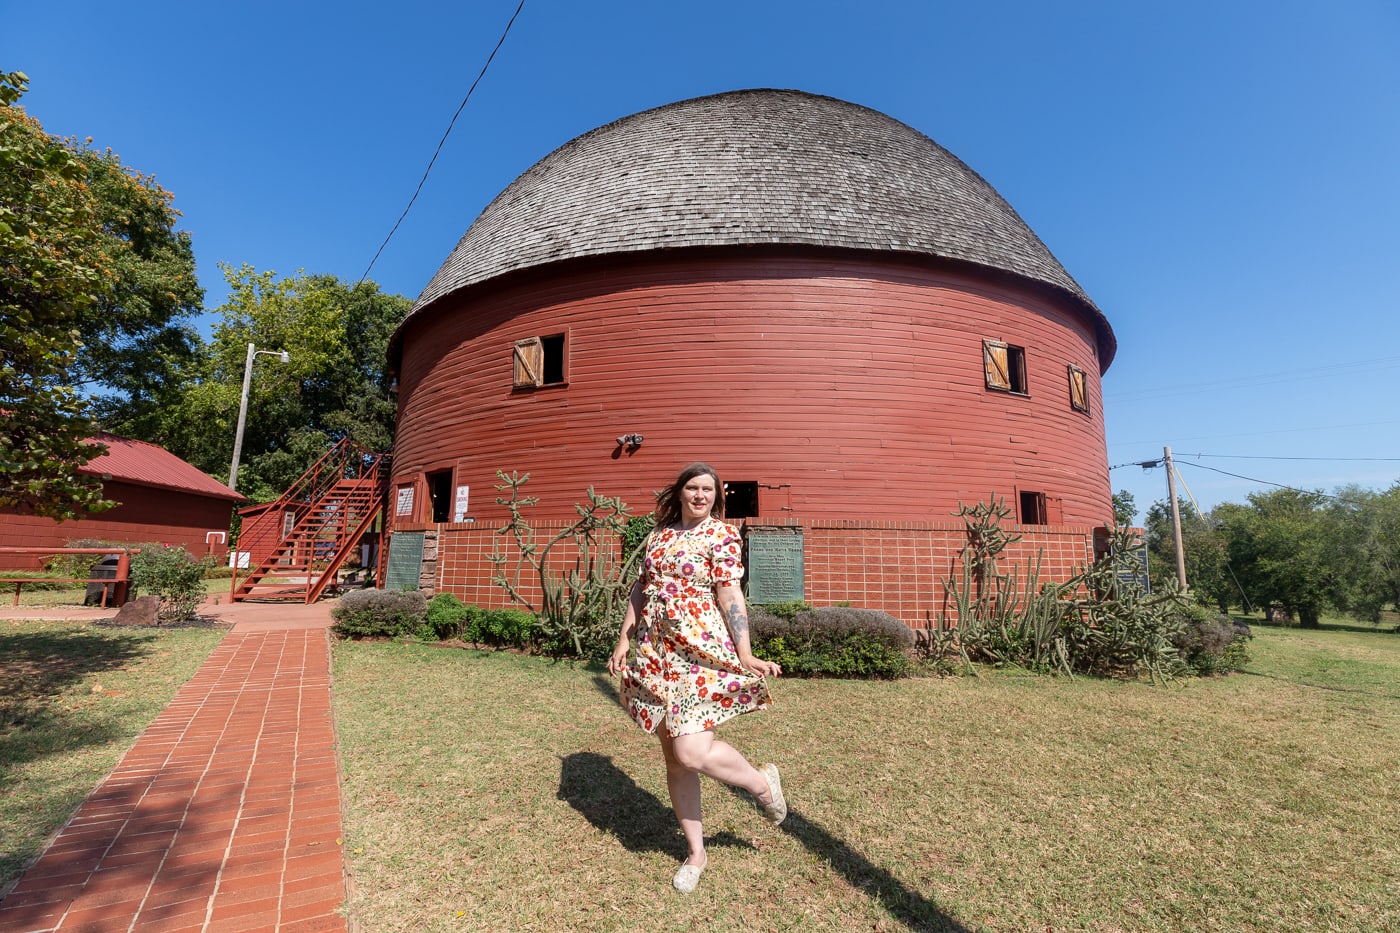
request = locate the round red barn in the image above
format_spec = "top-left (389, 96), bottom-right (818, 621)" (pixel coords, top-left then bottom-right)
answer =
top-left (389, 89), bottom-right (1114, 533)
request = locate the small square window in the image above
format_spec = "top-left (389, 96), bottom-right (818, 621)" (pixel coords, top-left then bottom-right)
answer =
top-left (513, 333), bottom-right (566, 388)
top-left (1068, 364), bottom-right (1089, 413)
top-left (984, 340), bottom-right (1027, 394)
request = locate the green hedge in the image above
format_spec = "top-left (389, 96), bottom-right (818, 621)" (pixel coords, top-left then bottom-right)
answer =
top-left (422, 593), bottom-right (539, 648)
top-left (751, 605), bottom-right (914, 679)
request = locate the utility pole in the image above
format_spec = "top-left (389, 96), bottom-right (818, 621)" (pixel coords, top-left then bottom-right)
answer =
top-left (1164, 446), bottom-right (1188, 592)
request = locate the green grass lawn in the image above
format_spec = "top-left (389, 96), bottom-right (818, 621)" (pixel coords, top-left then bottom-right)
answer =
top-left (332, 626), bottom-right (1400, 932)
top-left (0, 618), bottom-right (225, 892)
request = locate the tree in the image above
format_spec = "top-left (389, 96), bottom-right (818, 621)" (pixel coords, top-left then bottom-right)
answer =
top-left (162, 265), bottom-right (408, 502)
top-left (1218, 488), bottom-right (1332, 627)
top-left (1325, 483), bottom-right (1400, 622)
top-left (0, 71), bottom-right (109, 518)
top-left (1144, 497), bottom-right (1231, 610)
top-left (73, 145), bottom-right (203, 438)
top-left (1112, 489), bottom-right (1137, 526)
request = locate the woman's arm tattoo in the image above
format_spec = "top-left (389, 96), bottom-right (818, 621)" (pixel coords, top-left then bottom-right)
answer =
top-left (723, 597), bottom-right (749, 639)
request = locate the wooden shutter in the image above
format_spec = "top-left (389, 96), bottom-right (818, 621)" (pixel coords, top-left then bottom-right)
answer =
top-left (1068, 364), bottom-right (1089, 412)
top-left (984, 340), bottom-right (1011, 390)
top-left (513, 337), bottom-right (543, 388)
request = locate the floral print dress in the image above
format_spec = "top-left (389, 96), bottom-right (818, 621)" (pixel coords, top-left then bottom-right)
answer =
top-left (621, 517), bottom-right (773, 737)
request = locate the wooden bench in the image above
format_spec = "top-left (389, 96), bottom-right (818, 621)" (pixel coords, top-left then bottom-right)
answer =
top-left (0, 547), bottom-right (138, 608)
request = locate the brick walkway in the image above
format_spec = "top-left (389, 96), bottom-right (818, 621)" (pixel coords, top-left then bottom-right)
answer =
top-left (0, 603), bottom-right (348, 932)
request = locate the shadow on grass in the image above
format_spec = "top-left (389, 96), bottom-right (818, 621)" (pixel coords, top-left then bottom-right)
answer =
top-left (719, 785), bottom-right (974, 933)
top-left (557, 752), bottom-right (754, 861)
top-left (0, 626), bottom-right (157, 767)
top-left (1235, 669), bottom-right (1400, 700)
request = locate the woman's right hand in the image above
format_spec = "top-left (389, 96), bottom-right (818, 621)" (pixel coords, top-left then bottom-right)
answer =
top-left (606, 635), bottom-right (630, 676)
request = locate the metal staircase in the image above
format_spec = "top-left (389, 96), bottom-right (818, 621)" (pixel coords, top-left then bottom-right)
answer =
top-left (230, 438), bottom-right (389, 604)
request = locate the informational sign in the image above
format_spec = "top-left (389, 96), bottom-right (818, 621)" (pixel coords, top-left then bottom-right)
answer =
top-left (1116, 545), bottom-right (1151, 594)
top-left (746, 530), bottom-right (805, 604)
top-left (385, 532), bottom-right (425, 591)
top-left (395, 486), bottom-right (415, 517)
top-left (452, 485), bottom-right (470, 523)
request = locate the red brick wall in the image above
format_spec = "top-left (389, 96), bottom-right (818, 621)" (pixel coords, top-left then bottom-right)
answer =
top-left (0, 481), bottom-right (234, 569)
top-left (391, 515), bottom-right (1100, 631)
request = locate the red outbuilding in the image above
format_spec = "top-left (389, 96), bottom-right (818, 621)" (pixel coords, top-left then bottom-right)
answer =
top-left (0, 434), bottom-right (241, 567)
top-left (386, 89), bottom-right (1118, 625)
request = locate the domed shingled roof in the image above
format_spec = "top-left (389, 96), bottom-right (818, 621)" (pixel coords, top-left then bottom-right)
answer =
top-left (407, 88), bottom-right (1113, 364)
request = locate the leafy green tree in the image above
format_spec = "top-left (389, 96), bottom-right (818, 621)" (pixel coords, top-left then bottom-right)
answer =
top-left (1325, 483), bottom-right (1400, 621)
top-left (0, 71), bottom-right (109, 518)
top-left (1218, 488), bottom-right (1332, 627)
top-left (1144, 498), bottom-right (1231, 611)
top-left (1112, 489), bottom-right (1137, 526)
top-left (163, 264), bottom-right (408, 502)
top-left (73, 145), bottom-right (203, 438)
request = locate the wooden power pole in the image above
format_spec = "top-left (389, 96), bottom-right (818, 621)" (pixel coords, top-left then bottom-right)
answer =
top-left (1164, 446), bottom-right (1188, 591)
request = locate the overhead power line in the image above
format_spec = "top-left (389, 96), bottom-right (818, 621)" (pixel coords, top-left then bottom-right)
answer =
top-left (356, 0), bottom-right (528, 289)
top-left (1173, 453), bottom-right (1400, 462)
top-left (1104, 355), bottom-right (1400, 402)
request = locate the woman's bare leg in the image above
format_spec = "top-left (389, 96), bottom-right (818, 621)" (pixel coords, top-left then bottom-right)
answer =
top-left (668, 730), bottom-right (775, 805)
top-left (658, 730), bottom-right (706, 866)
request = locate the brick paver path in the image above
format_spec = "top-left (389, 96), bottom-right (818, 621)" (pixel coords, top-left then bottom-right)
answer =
top-left (0, 621), bottom-right (347, 932)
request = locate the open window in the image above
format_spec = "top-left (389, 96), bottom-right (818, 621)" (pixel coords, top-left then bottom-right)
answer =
top-left (513, 333), bottom-right (567, 388)
top-left (426, 470), bottom-right (453, 523)
top-left (1068, 364), bottom-right (1090, 413)
top-left (1019, 490), bottom-right (1047, 526)
top-left (724, 481), bottom-right (759, 519)
top-left (984, 339), bottom-right (1028, 395)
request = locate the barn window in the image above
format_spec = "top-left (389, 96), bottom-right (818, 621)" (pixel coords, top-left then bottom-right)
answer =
top-left (1068, 364), bottom-right (1089, 413)
top-left (724, 481), bottom-right (760, 519)
top-left (983, 340), bottom-right (1028, 395)
top-left (426, 470), bottom-right (453, 523)
top-left (513, 334), bottom-right (567, 388)
top-left (1019, 490), bottom-right (1047, 525)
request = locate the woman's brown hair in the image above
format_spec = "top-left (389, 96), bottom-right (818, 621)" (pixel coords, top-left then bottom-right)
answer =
top-left (654, 462), bottom-right (724, 528)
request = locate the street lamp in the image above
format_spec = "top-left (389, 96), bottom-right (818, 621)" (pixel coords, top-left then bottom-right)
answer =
top-left (228, 343), bottom-right (290, 492)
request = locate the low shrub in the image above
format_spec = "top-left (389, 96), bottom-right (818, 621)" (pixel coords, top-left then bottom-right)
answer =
top-left (752, 605), bottom-right (913, 679)
top-left (332, 589), bottom-right (428, 639)
top-left (467, 607), bottom-right (539, 648)
top-left (757, 600), bottom-right (813, 623)
top-left (1172, 604), bottom-right (1251, 675)
top-left (130, 544), bottom-right (210, 623)
top-left (425, 593), bottom-right (470, 640)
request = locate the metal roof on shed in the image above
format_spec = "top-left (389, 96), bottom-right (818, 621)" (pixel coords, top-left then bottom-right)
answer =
top-left (83, 434), bottom-right (243, 502)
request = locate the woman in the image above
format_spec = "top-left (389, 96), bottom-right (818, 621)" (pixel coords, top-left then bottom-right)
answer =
top-left (607, 462), bottom-right (787, 894)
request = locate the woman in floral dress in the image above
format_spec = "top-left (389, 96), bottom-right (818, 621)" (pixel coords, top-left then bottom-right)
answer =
top-left (607, 462), bottom-right (787, 894)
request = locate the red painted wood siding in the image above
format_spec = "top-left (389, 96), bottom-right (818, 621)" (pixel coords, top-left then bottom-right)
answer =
top-left (393, 252), bottom-right (1111, 527)
top-left (0, 481), bottom-right (233, 567)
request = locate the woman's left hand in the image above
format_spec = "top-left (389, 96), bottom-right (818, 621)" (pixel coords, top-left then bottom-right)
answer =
top-left (739, 653), bottom-right (782, 678)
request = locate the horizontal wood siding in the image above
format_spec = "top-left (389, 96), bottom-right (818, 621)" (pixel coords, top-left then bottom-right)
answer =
top-left (394, 253), bottom-right (1110, 526)
top-left (0, 482), bottom-right (235, 567)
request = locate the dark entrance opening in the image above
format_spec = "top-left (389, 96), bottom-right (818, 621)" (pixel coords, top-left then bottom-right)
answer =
top-left (1019, 490), bottom-right (1047, 525)
top-left (724, 481), bottom-right (759, 519)
top-left (427, 470), bottom-right (453, 523)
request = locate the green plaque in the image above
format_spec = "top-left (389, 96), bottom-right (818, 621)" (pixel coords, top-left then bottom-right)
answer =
top-left (385, 532), bottom-right (425, 591)
top-left (746, 530), bottom-right (804, 604)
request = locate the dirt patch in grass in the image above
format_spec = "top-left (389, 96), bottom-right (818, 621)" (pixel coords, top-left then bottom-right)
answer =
top-left (332, 629), bottom-right (1400, 932)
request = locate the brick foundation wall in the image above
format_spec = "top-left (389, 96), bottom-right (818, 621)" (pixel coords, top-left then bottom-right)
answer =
top-left (389, 516), bottom-right (1102, 630)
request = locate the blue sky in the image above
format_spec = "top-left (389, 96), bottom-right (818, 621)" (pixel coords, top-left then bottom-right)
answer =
top-left (7, 0), bottom-right (1399, 521)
